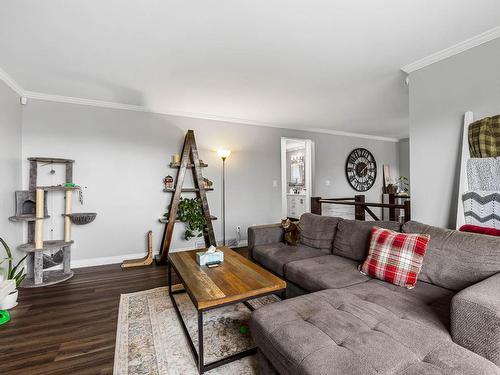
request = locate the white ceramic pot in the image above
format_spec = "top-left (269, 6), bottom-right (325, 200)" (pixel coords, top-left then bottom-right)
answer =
top-left (0, 290), bottom-right (18, 310)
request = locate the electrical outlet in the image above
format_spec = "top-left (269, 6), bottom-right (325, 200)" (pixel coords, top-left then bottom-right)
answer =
top-left (236, 226), bottom-right (241, 233)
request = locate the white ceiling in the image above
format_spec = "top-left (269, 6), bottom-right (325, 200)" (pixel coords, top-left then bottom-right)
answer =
top-left (1, 1), bottom-right (499, 139)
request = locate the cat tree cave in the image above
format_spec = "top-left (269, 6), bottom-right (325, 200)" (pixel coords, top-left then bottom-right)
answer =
top-left (9, 157), bottom-right (96, 288)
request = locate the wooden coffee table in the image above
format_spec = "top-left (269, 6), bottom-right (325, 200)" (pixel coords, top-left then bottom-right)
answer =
top-left (168, 246), bottom-right (286, 374)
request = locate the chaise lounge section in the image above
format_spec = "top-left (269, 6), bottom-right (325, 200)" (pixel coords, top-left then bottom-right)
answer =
top-left (248, 213), bottom-right (500, 374)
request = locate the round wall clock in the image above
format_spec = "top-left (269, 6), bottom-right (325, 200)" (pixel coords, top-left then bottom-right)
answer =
top-left (345, 148), bottom-right (377, 192)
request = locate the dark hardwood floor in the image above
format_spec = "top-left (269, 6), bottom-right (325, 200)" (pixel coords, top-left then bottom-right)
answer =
top-left (0, 248), bottom-right (248, 375)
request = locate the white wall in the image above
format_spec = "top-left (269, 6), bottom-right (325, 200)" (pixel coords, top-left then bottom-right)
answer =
top-left (409, 38), bottom-right (500, 228)
top-left (0, 80), bottom-right (23, 263)
top-left (20, 99), bottom-right (399, 265)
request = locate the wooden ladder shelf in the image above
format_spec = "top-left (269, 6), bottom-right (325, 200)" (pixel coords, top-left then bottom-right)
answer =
top-left (156, 130), bottom-right (216, 263)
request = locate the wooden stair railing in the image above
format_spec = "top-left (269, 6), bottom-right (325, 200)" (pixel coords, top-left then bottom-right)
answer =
top-left (311, 195), bottom-right (411, 223)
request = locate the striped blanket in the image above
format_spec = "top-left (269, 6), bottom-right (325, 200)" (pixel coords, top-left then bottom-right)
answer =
top-left (462, 191), bottom-right (500, 229)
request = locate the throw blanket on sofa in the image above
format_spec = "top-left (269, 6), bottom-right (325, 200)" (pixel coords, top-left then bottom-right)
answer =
top-left (467, 158), bottom-right (500, 191)
top-left (462, 191), bottom-right (500, 229)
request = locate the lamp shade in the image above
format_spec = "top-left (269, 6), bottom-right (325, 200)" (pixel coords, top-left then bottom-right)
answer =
top-left (217, 149), bottom-right (231, 159)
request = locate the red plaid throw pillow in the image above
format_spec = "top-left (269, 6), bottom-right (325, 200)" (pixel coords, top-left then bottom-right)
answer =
top-left (359, 227), bottom-right (430, 289)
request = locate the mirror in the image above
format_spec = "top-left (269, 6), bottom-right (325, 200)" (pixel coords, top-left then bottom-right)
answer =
top-left (289, 155), bottom-right (304, 185)
top-left (287, 145), bottom-right (305, 188)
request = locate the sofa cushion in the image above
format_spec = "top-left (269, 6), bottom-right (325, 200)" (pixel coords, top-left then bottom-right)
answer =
top-left (252, 242), bottom-right (328, 276)
top-left (251, 283), bottom-right (499, 375)
top-left (285, 255), bottom-right (370, 292)
top-left (451, 273), bottom-right (500, 366)
top-left (333, 219), bottom-right (402, 261)
top-left (360, 227), bottom-right (430, 289)
top-left (403, 221), bottom-right (500, 291)
top-left (344, 279), bottom-right (454, 330)
top-left (299, 213), bottom-right (342, 251)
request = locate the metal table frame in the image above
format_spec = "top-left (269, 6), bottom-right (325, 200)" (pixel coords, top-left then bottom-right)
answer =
top-left (168, 261), bottom-right (282, 374)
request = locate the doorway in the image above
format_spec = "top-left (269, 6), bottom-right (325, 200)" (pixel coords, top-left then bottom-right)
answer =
top-left (281, 137), bottom-right (314, 219)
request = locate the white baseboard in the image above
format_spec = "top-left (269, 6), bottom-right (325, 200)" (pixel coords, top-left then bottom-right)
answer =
top-left (72, 252), bottom-right (148, 268)
top-left (44, 241), bottom-right (250, 270)
top-left (44, 251), bottom-right (148, 270)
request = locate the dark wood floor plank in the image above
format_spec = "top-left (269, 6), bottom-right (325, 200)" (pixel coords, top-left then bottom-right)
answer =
top-left (0, 248), bottom-right (248, 374)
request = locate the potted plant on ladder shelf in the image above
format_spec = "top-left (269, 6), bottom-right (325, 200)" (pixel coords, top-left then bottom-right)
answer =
top-left (0, 237), bottom-right (27, 310)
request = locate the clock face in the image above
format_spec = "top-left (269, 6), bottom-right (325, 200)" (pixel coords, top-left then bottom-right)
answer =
top-left (345, 148), bottom-right (377, 192)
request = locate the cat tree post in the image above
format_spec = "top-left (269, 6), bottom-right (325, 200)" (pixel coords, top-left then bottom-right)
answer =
top-left (63, 190), bottom-right (72, 274)
top-left (35, 189), bottom-right (44, 249)
top-left (34, 188), bottom-right (45, 284)
top-left (64, 190), bottom-right (72, 242)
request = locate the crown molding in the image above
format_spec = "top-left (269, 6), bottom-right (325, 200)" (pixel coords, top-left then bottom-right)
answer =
top-left (24, 90), bottom-right (401, 142)
top-left (0, 66), bottom-right (25, 96)
top-left (307, 127), bottom-right (399, 142)
top-left (0, 66), bottom-right (401, 142)
top-left (24, 90), bottom-right (151, 113)
top-left (401, 26), bottom-right (500, 74)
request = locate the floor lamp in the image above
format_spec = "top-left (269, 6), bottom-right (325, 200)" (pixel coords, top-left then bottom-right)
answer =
top-left (217, 149), bottom-right (231, 246)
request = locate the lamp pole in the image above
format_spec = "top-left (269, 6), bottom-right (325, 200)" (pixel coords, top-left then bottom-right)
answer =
top-left (221, 156), bottom-right (226, 246)
top-left (217, 149), bottom-right (231, 246)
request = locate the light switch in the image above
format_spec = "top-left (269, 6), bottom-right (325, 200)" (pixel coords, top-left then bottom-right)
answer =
top-left (272, 180), bottom-right (278, 188)
top-left (325, 180), bottom-right (331, 186)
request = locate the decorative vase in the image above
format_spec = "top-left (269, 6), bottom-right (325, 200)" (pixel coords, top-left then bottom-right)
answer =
top-left (0, 290), bottom-right (18, 310)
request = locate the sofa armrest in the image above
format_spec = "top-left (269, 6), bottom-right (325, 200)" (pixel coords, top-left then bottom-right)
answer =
top-left (248, 224), bottom-right (284, 259)
top-left (451, 272), bottom-right (500, 366)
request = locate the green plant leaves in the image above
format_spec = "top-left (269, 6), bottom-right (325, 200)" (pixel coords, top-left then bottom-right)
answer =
top-left (13, 267), bottom-right (26, 288)
top-left (0, 237), bottom-right (13, 275)
top-left (176, 198), bottom-right (208, 241)
top-left (1, 237), bottom-right (27, 288)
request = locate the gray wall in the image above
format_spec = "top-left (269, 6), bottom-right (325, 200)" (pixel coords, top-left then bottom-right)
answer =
top-left (398, 138), bottom-right (410, 186)
top-left (0, 81), bottom-right (22, 262)
top-left (21, 99), bottom-right (399, 263)
top-left (409, 38), bottom-right (500, 228)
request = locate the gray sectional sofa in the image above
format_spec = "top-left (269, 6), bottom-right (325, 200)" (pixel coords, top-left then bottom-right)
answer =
top-left (248, 213), bottom-right (500, 375)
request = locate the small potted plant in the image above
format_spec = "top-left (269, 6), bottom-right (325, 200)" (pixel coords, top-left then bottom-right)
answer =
top-left (164, 198), bottom-right (208, 241)
top-left (0, 237), bottom-right (27, 310)
top-left (396, 176), bottom-right (410, 195)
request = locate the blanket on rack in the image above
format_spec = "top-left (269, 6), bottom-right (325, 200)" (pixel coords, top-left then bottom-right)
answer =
top-left (462, 191), bottom-right (500, 229)
top-left (468, 115), bottom-right (500, 157)
top-left (467, 157), bottom-right (500, 191)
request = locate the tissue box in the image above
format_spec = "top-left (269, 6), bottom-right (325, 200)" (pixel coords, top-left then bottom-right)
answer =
top-left (196, 250), bottom-right (224, 266)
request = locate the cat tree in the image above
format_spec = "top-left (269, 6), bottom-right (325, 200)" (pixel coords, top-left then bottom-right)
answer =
top-left (9, 157), bottom-right (95, 287)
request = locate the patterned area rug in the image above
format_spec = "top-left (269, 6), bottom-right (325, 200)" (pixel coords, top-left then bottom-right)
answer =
top-left (113, 287), bottom-right (280, 375)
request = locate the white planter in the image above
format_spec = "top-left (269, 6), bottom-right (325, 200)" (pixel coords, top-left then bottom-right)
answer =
top-left (0, 290), bottom-right (18, 310)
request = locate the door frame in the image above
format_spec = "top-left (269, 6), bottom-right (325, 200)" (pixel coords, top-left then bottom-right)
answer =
top-left (281, 137), bottom-right (314, 219)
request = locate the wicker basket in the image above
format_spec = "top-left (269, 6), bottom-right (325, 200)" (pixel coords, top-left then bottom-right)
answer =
top-left (67, 213), bottom-right (97, 225)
